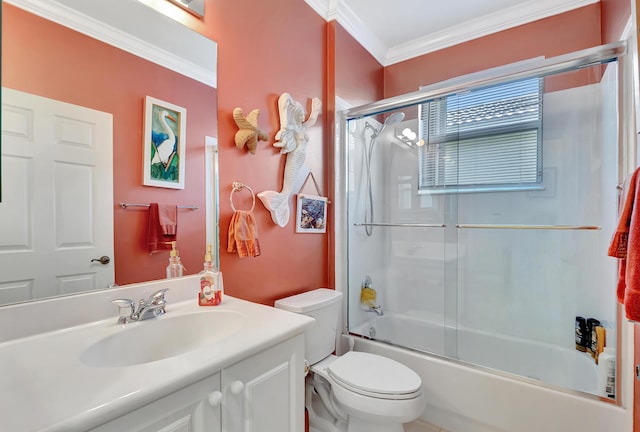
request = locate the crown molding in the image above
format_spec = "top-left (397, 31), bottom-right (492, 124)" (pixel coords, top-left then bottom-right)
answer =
top-left (305, 0), bottom-right (386, 64)
top-left (385, 0), bottom-right (598, 65)
top-left (304, 0), bottom-right (335, 20)
top-left (335, 3), bottom-right (388, 65)
top-left (305, 0), bottom-right (599, 67)
top-left (5, 0), bottom-right (217, 87)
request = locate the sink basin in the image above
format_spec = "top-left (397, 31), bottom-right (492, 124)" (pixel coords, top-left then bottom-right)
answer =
top-left (81, 310), bottom-right (245, 367)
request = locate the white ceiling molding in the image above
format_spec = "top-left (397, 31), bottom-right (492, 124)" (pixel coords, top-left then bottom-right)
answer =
top-left (326, 0), bottom-right (340, 21)
top-left (385, 0), bottom-right (599, 65)
top-left (335, 3), bottom-right (388, 65)
top-left (305, 0), bottom-right (599, 67)
top-left (6, 0), bottom-right (218, 87)
top-left (304, 0), bottom-right (334, 20)
top-left (305, 0), bottom-right (386, 62)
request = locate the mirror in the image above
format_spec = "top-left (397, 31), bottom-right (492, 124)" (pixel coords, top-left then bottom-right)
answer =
top-left (1, 0), bottom-right (218, 306)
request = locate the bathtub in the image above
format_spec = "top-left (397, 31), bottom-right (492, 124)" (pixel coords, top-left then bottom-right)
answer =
top-left (346, 313), bottom-right (625, 432)
top-left (352, 313), bottom-right (598, 394)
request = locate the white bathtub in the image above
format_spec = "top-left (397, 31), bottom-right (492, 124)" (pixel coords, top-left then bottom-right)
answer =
top-left (347, 314), bottom-right (625, 432)
top-left (352, 313), bottom-right (598, 394)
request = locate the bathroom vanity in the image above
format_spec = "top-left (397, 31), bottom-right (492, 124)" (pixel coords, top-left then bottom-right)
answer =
top-left (0, 276), bottom-right (313, 432)
top-left (91, 336), bottom-right (303, 432)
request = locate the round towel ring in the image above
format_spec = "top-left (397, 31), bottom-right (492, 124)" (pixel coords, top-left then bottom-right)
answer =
top-left (230, 181), bottom-right (256, 212)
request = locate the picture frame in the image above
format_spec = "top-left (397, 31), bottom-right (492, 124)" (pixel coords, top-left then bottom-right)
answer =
top-left (166, 0), bottom-right (205, 18)
top-left (296, 193), bottom-right (328, 233)
top-left (143, 96), bottom-right (187, 189)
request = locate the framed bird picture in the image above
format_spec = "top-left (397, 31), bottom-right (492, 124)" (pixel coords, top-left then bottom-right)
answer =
top-left (143, 96), bottom-right (187, 189)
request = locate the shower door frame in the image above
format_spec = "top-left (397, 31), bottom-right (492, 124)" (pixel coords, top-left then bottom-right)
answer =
top-left (335, 40), bottom-right (633, 408)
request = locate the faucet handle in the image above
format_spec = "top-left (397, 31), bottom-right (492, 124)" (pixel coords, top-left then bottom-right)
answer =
top-left (112, 298), bottom-right (135, 324)
top-left (153, 298), bottom-right (168, 316)
top-left (147, 288), bottom-right (169, 304)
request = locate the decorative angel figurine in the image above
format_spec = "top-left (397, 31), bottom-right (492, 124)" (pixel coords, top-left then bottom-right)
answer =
top-left (258, 93), bottom-right (322, 227)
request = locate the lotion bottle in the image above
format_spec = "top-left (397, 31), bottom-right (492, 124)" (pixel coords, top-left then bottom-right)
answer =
top-left (166, 241), bottom-right (184, 278)
top-left (199, 244), bottom-right (221, 306)
top-left (598, 346), bottom-right (616, 398)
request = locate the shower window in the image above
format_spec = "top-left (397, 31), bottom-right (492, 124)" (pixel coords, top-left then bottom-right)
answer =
top-left (418, 77), bottom-right (543, 193)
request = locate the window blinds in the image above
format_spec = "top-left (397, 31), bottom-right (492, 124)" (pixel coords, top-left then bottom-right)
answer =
top-left (419, 77), bottom-right (543, 193)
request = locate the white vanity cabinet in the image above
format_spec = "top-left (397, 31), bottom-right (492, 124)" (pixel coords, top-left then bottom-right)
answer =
top-left (90, 335), bottom-right (305, 432)
top-left (90, 373), bottom-right (222, 432)
top-left (221, 334), bottom-right (305, 432)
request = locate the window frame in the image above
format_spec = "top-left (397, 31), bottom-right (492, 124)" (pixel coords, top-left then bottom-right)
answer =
top-left (418, 77), bottom-right (544, 195)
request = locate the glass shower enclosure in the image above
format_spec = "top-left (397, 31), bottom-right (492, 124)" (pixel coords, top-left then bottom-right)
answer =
top-left (341, 42), bottom-right (625, 399)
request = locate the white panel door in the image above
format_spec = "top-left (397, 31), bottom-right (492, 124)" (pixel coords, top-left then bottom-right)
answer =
top-left (0, 87), bottom-right (113, 304)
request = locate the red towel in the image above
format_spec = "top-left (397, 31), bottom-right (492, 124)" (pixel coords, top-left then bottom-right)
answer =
top-left (148, 203), bottom-right (178, 254)
top-left (608, 167), bottom-right (640, 321)
top-left (227, 210), bottom-right (261, 258)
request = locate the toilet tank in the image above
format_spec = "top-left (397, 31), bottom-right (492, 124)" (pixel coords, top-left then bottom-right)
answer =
top-left (274, 288), bottom-right (343, 365)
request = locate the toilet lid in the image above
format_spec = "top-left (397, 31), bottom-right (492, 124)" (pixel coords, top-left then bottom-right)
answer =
top-left (327, 351), bottom-right (422, 399)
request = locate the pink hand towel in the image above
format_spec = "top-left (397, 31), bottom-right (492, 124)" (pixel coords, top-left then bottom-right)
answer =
top-left (227, 210), bottom-right (261, 258)
top-left (608, 167), bottom-right (640, 321)
top-left (148, 202), bottom-right (178, 254)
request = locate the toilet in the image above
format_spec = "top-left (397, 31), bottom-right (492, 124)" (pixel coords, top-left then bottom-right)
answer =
top-left (275, 288), bottom-right (425, 432)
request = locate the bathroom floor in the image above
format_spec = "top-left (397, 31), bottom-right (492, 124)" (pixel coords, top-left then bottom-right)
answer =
top-left (405, 420), bottom-right (450, 432)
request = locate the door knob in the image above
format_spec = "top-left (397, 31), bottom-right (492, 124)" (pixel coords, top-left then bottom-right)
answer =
top-left (91, 256), bottom-right (111, 265)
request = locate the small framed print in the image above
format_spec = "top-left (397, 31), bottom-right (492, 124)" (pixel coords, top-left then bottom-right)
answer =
top-left (166, 0), bottom-right (205, 18)
top-left (296, 194), bottom-right (327, 233)
top-left (143, 96), bottom-right (186, 189)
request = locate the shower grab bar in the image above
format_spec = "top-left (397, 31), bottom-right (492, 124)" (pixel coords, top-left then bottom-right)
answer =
top-left (455, 224), bottom-right (601, 230)
top-left (354, 222), bottom-right (446, 228)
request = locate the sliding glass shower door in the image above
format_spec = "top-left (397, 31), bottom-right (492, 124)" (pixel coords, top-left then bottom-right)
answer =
top-left (343, 44), bottom-right (622, 398)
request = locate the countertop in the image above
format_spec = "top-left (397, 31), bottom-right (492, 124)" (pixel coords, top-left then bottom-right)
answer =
top-left (0, 279), bottom-right (313, 432)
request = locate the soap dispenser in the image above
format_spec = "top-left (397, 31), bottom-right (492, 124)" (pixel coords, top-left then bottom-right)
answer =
top-left (166, 241), bottom-right (185, 279)
top-left (199, 244), bottom-right (222, 306)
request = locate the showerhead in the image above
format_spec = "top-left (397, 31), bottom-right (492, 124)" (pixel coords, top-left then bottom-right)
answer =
top-left (365, 112), bottom-right (405, 139)
top-left (382, 112), bottom-right (405, 127)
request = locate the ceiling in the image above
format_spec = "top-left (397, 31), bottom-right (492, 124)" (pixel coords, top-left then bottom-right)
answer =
top-left (305, 0), bottom-right (599, 66)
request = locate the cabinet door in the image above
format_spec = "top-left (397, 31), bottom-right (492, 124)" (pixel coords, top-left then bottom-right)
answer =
top-left (90, 373), bottom-right (222, 432)
top-left (222, 335), bottom-right (305, 432)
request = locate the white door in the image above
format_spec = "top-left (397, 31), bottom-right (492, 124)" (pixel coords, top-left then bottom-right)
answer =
top-left (0, 87), bottom-right (113, 304)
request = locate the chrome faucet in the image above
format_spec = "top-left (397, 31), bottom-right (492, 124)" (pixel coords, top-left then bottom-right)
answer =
top-left (112, 288), bottom-right (169, 324)
top-left (364, 305), bottom-right (384, 316)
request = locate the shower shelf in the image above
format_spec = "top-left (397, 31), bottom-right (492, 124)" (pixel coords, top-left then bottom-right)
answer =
top-left (456, 224), bottom-right (601, 230)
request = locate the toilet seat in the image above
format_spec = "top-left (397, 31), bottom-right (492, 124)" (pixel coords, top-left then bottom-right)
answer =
top-left (327, 351), bottom-right (422, 400)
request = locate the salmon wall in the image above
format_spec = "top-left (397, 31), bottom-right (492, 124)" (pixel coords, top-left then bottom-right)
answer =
top-left (2, 4), bottom-right (217, 285)
top-left (208, 0), bottom-right (329, 305)
top-left (334, 22), bottom-right (384, 107)
top-left (601, 0), bottom-right (632, 43)
top-left (383, 5), bottom-right (604, 98)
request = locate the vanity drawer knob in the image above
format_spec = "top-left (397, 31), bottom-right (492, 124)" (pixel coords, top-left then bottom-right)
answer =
top-left (229, 380), bottom-right (244, 395)
top-left (208, 390), bottom-right (222, 407)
